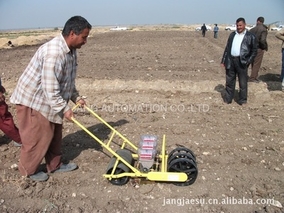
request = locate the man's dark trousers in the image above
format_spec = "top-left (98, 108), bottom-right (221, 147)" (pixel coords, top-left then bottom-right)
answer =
top-left (225, 57), bottom-right (248, 104)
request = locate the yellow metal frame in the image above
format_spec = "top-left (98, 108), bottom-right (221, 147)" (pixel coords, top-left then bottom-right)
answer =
top-left (71, 105), bottom-right (187, 183)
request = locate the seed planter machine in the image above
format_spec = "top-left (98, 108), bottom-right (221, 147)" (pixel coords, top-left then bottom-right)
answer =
top-left (72, 105), bottom-right (198, 186)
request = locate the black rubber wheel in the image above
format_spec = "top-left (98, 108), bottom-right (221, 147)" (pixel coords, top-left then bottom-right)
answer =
top-left (106, 149), bottom-right (133, 186)
top-left (168, 158), bottom-right (198, 186)
top-left (168, 152), bottom-right (196, 166)
top-left (168, 147), bottom-right (196, 163)
top-left (108, 167), bottom-right (130, 186)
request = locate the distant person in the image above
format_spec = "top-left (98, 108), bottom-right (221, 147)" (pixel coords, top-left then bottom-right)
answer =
top-left (10, 16), bottom-right (91, 182)
top-left (201, 24), bottom-right (207, 37)
top-left (275, 28), bottom-right (284, 90)
top-left (0, 77), bottom-right (22, 147)
top-left (248, 16), bottom-right (268, 83)
top-left (213, 24), bottom-right (219, 39)
top-left (7, 41), bottom-right (14, 47)
top-left (221, 17), bottom-right (257, 105)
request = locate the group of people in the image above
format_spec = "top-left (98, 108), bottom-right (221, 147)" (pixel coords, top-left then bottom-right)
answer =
top-left (201, 23), bottom-right (219, 38)
top-left (1, 15), bottom-right (284, 182)
top-left (221, 16), bottom-right (284, 105)
top-left (201, 16), bottom-right (284, 106)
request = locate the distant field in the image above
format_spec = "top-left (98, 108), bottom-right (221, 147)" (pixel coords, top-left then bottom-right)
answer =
top-left (0, 28), bottom-right (60, 39)
top-left (0, 23), bottom-right (281, 49)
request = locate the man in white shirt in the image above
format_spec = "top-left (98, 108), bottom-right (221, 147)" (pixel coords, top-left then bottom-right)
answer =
top-left (221, 17), bottom-right (257, 105)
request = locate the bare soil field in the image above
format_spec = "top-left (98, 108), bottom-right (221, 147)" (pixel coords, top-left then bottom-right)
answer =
top-left (0, 26), bottom-right (284, 213)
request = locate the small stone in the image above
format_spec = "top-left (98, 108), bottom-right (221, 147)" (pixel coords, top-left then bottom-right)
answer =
top-left (11, 164), bottom-right (18, 170)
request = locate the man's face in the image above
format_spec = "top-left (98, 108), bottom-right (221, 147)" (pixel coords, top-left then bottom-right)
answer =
top-left (70, 28), bottom-right (90, 49)
top-left (236, 21), bottom-right (246, 33)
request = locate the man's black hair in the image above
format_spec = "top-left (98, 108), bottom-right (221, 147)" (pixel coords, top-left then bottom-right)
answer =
top-left (236, 17), bottom-right (246, 24)
top-left (62, 16), bottom-right (92, 36)
top-left (257, 17), bottom-right (265, 23)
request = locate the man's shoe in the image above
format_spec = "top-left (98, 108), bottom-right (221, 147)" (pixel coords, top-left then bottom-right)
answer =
top-left (223, 99), bottom-right (232, 104)
top-left (239, 102), bottom-right (247, 106)
top-left (29, 171), bottom-right (49, 182)
top-left (13, 141), bottom-right (22, 147)
top-left (53, 163), bottom-right (78, 173)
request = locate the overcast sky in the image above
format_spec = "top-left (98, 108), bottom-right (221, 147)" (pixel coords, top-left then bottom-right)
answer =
top-left (0, 0), bottom-right (283, 30)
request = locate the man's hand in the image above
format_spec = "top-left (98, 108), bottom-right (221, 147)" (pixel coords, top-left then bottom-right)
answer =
top-left (0, 92), bottom-right (5, 102)
top-left (64, 98), bottom-right (86, 121)
top-left (64, 109), bottom-right (74, 121)
top-left (76, 98), bottom-right (86, 107)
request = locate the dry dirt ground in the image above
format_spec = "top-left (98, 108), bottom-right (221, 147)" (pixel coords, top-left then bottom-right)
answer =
top-left (0, 27), bottom-right (284, 213)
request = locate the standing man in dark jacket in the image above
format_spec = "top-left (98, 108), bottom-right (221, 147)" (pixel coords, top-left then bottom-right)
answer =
top-left (201, 24), bottom-right (207, 37)
top-left (248, 17), bottom-right (268, 82)
top-left (221, 17), bottom-right (257, 105)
